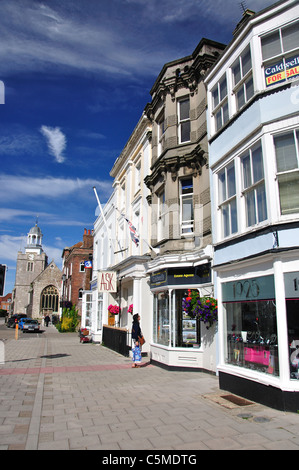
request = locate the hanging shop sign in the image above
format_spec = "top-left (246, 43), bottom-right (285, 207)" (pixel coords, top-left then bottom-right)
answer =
top-left (284, 272), bottom-right (299, 299)
top-left (265, 55), bottom-right (299, 87)
top-left (150, 264), bottom-right (211, 288)
top-left (222, 275), bottom-right (275, 302)
top-left (98, 271), bottom-right (117, 293)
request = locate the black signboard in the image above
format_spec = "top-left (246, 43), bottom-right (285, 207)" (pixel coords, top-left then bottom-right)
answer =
top-left (150, 264), bottom-right (211, 288)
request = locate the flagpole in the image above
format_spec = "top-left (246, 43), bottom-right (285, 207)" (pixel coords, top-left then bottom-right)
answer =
top-left (93, 186), bottom-right (117, 253)
top-left (112, 203), bottom-right (159, 255)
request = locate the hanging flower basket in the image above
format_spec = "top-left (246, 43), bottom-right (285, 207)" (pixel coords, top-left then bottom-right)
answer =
top-left (108, 304), bottom-right (120, 315)
top-left (193, 296), bottom-right (218, 329)
top-left (182, 290), bottom-right (218, 329)
top-left (128, 304), bottom-right (133, 314)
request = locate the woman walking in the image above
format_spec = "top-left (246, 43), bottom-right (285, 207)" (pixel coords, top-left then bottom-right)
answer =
top-left (131, 314), bottom-right (144, 368)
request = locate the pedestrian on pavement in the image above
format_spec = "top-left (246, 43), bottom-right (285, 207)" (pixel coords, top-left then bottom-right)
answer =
top-left (131, 313), bottom-right (143, 368)
top-left (44, 315), bottom-right (50, 327)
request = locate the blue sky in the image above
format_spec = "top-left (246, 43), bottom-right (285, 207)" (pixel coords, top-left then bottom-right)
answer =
top-left (0, 0), bottom-right (275, 295)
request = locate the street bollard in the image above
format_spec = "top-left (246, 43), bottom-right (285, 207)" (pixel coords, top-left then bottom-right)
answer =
top-left (15, 323), bottom-right (18, 340)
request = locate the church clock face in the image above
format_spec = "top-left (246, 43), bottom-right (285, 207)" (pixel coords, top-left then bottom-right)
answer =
top-left (28, 254), bottom-right (35, 260)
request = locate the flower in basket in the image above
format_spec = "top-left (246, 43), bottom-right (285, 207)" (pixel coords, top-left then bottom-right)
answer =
top-left (182, 291), bottom-right (218, 328)
top-left (128, 304), bottom-right (133, 314)
top-left (182, 289), bottom-right (199, 317)
top-left (193, 296), bottom-right (218, 329)
top-left (108, 304), bottom-right (120, 315)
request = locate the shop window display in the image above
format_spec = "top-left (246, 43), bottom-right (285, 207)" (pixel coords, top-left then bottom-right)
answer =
top-left (285, 272), bottom-right (299, 380)
top-left (153, 289), bottom-right (202, 348)
top-left (153, 291), bottom-right (169, 346)
top-left (222, 276), bottom-right (279, 376)
top-left (288, 299), bottom-right (299, 379)
top-left (176, 289), bottom-right (201, 347)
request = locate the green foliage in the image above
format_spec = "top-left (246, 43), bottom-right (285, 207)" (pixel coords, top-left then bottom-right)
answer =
top-left (56, 305), bottom-right (79, 332)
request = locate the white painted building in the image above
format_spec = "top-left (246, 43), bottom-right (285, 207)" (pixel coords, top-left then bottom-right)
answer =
top-left (205, 0), bottom-right (299, 411)
top-left (82, 113), bottom-right (152, 352)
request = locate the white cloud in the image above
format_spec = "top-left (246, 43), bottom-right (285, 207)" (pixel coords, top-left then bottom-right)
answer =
top-left (0, 208), bottom-right (39, 223)
top-left (42, 244), bottom-right (63, 267)
top-left (0, 174), bottom-right (112, 202)
top-left (0, 0), bottom-right (277, 81)
top-left (0, 233), bottom-right (62, 268)
top-left (0, 234), bottom-right (26, 261)
top-left (40, 125), bottom-right (67, 163)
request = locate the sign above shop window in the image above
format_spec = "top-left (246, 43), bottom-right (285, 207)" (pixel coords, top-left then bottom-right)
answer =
top-left (150, 264), bottom-right (211, 288)
top-left (284, 272), bottom-right (299, 299)
top-left (222, 275), bottom-right (275, 302)
top-left (98, 271), bottom-right (117, 293)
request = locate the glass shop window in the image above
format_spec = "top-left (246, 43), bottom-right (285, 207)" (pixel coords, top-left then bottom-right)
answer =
top-left (285, 272), bottom-right (299, 380)
top-left (153, 291), bottom-right (169, 346)
top-left (175, 289), bottom-right (201, 348)
top-left (222, 276), bottom-right (279, 377)
top-left (85, 293), bottom-right (92, 328)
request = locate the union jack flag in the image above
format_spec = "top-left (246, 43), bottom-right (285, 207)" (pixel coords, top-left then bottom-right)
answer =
top-left (125, 218), bottom-right (139, 247)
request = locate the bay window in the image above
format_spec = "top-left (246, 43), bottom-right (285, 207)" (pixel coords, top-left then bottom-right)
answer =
top-left (180, 178), bottom-right (194, 235)
top-left (178, 97), bottom-right (190, 143)
top-left (157, 188), bottom-right (166, 241)
top-left (212, 74), bottom-right (229, 132)
top-left (241, 142), bottom-right (267, 227)
top-left (232, 46), bottom-right (254, 110)
top-left (153, 291), bottom-right (169, 345)
top-left (218, 163), bottom-right (237, 238)
top-left (274, 129), bottom-right (299, 215)
top-left (261, 21), bottom-right (299, 88)
top-left (157, 112), bottom-right (165, 156)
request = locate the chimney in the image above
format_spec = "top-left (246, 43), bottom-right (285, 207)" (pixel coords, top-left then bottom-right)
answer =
top-left (83, 228), bottom-right (93, 248)
top-left (233, 9), bottom-right (255, 38)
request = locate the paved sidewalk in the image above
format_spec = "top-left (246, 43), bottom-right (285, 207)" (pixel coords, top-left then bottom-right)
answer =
top-left (1, 324), bottom-right (299, 450)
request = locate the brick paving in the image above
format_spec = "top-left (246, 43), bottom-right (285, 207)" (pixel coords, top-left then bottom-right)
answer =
top-left (1, 323), bottom-right (299, 450)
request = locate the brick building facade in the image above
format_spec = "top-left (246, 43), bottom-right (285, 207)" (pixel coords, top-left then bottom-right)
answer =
top-left (0, 293), bottom-right (12, 313)
top-left (62, 229), bottom-right (93, 316)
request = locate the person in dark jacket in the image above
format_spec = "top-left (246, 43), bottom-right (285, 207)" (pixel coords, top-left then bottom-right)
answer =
top-left (132, 314), bottom-right (142, 368)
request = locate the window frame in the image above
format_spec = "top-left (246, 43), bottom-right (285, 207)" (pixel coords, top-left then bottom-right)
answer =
top-left (178, 97), bottom-right (191, 144)
top-left (218, 162), bottom-right (238, 239)
top-left (241, 142), bottom-right (268, 227)
top-left (157, 111), bottom-right (165, 156)
top-left (134, 158), bottom-right (141, 194)
top-left (79, 262), bottom-right (85, 272)
top-left (180, 177), bottom-right (194, 236)
top-left (211, 73), bottom-right (229, 132)
top-left (274, 128), bottom-right (299, 216)
top-left (261, 20), bottom-right (299, 88)
top-left (231, 45), bottom-right (254, 111)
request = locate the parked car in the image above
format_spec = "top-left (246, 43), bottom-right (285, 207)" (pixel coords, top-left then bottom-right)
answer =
top-left (7, 314), bottom-right (27, 328)
top-left (22, 319), bottom-right (40, 333)
top-left (18, 317), bottom-right (30, 330)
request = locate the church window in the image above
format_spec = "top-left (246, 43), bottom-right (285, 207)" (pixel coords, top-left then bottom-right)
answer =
top-left (80, 262), bottom-right (85, 272)
top-left (41, 285), bottom-right (59, 313)
top-left (27, 262), bottom-right (34, 272)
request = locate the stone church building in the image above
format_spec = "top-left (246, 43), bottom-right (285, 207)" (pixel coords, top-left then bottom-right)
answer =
top-left (12, 223), bottom-right (62, 319)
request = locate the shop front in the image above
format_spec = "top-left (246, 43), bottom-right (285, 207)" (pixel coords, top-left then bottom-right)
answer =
top-left (149, 262), bottom-right (217, 371)
top-left (217, 253), bottom-right (299, 412)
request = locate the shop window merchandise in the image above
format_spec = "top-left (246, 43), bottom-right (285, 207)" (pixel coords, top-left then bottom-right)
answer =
top-left (222, 275), bottom-right (279, 377)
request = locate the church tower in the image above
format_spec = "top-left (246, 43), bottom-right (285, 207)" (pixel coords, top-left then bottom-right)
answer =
top-left (12, 222), bottom-right (48, 314)
top-left (26, 222), bottom-right (43, 255)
